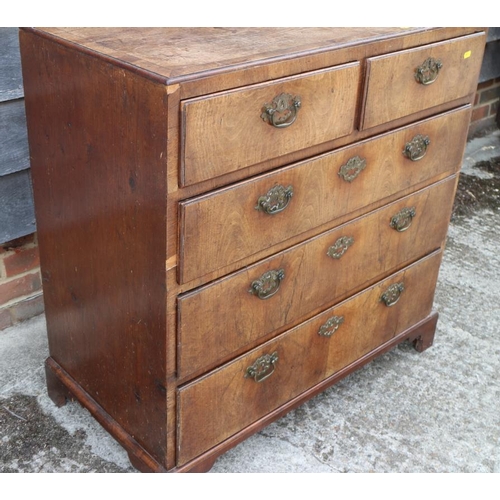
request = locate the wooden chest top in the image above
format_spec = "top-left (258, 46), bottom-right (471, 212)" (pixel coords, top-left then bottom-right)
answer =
top-left (33, 27), bottom-right (480, 84)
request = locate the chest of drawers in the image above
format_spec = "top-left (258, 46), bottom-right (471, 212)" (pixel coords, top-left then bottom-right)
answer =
top-left (19, 27), bottom-right (486, 472)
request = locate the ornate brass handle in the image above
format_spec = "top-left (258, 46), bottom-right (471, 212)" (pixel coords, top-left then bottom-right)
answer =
top-left (318, 315), bottom-right (344, 337)
top-left (249, 269), bottom-right (285, 300)
top-left (327, 236), bottom-right (354, 260)
top-left (338, 156), bottom-right (367, 182)
top-left (390, 207), bottom-right (416, 232)
top-left (403, 134), bottom-right (430, 161)
top-left (245, 351), bottom-right (279, 382)
top-left (261, 92), bottom-right (301, 128)
top-left (415, 57), bottom-right (443, 85)
top-left (380, 282), bottom-right (405, 307)
top-left (255, 185), bottom-right (293, 215)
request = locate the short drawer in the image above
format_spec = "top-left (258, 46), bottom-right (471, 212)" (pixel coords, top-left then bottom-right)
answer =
top-left (179, 106), bottom-right (470, 284)
top-left (180, 63), bottom-right (360, 186)
top-left (177, 250), bottom-right (443, 465)
top-left (178, 176), bottom-right (456, 379)
top-left (361, 32), bottom-right (485, 129)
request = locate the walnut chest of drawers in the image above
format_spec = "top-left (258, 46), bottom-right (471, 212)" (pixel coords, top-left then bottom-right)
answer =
top-left (20, 27), bottom-right (486, 472)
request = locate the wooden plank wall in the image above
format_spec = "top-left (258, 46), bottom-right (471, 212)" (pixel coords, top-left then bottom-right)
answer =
top-left (0, 27), bottom-right (35, 244)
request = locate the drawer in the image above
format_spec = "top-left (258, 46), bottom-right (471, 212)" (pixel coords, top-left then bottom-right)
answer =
top-left (177, 250), bottom-right (443, 465)
top-left (178, 176), bottom-right (456, 379)
top-left (179, 106), bottom-right (470, 284)
top-left (180, 63), bottom-right (360, 186)
top-left (361, 32), bottom-right (485, 129)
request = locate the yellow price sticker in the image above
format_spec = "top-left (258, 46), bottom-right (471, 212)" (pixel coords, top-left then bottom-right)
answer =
top-left (464, 50), bottom-right (472, 59)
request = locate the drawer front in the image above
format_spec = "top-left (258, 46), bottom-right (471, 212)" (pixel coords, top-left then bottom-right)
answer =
top-left (178, 176), bottom-right (456, 378)
top-left (179, 106), bottom-right (470, 284)
top-left (177, 250), bottom-right (443, 465)
top-left (181, 63), bottom-right (360, 186)
top-left (362, 32), bottom-right (485, 129)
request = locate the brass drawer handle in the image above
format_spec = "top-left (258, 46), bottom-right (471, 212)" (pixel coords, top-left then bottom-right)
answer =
top-left (415, 57), bottom-right (443, 85)
top-left (261, 92), bottom-right (301, 128)
top-left (390, 207), bottom-right (416, 232)
top-left (403, 134), bottom-right (430, 161)
top-left (249, 268), bottom-right (285, 300)
top-left (327, 236), bottom-right (354, 260)
top-left (255, 184), bottom-right (293, 215)
top-left (380, 282), bottom-right (405, 307)
top-left (318, 315), bottom-right (344, 337)
top-left (245, 351), bottom-right (279, 382)
top-left (338, 156), bottom-right (367, 182)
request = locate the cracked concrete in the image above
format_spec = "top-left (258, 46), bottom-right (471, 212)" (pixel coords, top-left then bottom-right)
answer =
top-left (1, 129), bottom-right (499, 473)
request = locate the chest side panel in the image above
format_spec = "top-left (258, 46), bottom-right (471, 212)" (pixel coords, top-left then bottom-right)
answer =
top-left (20, 30), bottom-right (169, 465)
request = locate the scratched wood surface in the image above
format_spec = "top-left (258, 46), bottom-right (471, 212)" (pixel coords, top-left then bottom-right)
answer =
top-left (179, 106), bottom-right (470, 285)
top-left (181, 63), bottom-right (360, 185)
top-left (177, 177), bottom-right (457, 380)
top-left (20, 29), bottom-right (169, 466)
top-left (177, 250), bottom-right (443, 465)
top-left (362, 32), bottom-right (486, 129)
top-left (35, 28), bottom-right (414, 80)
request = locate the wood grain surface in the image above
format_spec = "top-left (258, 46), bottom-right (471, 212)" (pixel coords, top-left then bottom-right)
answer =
top-left (181, 63), bottom-right (359, 185)
top-left (179, 106), bottom-right (470, 285)
top-left (30, 28), bottom-right (419, 80)
top-left (177, 250), bottom-right (443, 465)
top-left (362, 32), bottom-right (486, 129)
top-left (20, 30), bottom-right (169, 466)
top-left (18, 27), bottom-right (484, 473)
top-left (178, 176), bottom-right (456, 379)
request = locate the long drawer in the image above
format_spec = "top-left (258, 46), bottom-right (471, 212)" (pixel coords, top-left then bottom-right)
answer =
top-left (180, 62), bottom-right (360, 186)
top-left (177, 250), bottom-right (443, 465)
top-left (179, 106), bottom-right (470, 284)
top-left (178, 176), bottom-right (456, 379)
top-left (362, 32), bottom-right (485, 129)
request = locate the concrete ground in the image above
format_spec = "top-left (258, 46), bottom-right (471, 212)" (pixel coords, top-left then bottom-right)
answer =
top-left (1, 129), bottom-right (499, 473)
